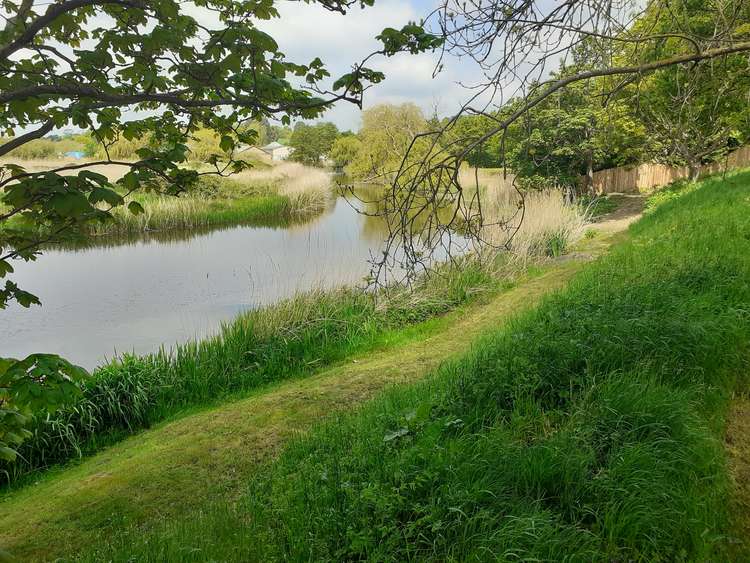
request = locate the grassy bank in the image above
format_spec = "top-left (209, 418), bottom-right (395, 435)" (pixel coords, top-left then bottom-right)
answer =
top-left (0, 255), bottom-right (589, 562)
top-left (88, 163), bottom-right (334, 236)
top-left (3, 173), bottom-right (590, 487)
top-left (2, 161), bottom-right (333, 237)
top-left (87, 170), bottom-right (750, 561)
top-left (0, 260), bottom-right (502, 486)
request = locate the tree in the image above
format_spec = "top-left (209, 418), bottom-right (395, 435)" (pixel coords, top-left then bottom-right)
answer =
top-left (267, 124), bottom-right (293, 144)
top-left (372, 0), bottom-right (750, 278)
top-left (0, 0), bottom-right (441, 460)
top-left (624, 0), bottom-right (750, 179)
top-left (442, 114), bottom-right (506, 169)
top-left (330, 134), bottom-right (363, 170)
top-left (346, 103), bottom-right (428, 181)
top-left (289, 121), bottom-right (339, 165)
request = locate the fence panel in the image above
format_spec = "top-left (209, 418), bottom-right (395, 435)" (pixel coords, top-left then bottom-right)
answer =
top-left (588, 146), bottom-right (750, 194)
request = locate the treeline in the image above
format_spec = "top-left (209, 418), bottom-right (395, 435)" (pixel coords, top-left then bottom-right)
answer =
top-left (335, 0), bottom-right (750, 189)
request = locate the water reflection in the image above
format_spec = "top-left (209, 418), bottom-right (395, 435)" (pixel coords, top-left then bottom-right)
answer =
top-left (0, 194), bottom-right (394, 369)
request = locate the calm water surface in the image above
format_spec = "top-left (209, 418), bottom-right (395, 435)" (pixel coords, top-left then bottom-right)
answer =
top-left (0, 195), bottom-right (409, 369)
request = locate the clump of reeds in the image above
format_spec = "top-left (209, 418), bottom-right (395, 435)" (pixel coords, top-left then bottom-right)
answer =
top-left (458, 168), bottom-right (588, 261)
top-left (234, 162), bottom-right (333, 214)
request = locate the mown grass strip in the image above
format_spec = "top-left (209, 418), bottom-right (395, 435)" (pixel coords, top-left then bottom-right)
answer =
top-left (0, 260), bottom-right (584, 562)
top-left (83, 170), bottom-right (750, 561)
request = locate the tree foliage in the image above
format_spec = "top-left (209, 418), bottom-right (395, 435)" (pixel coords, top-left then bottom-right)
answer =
top-left (330, 134), bottom-right (362, 169)
top-left (344, 103), bottom-right (429, 181)
top-left (624, 0), bottom-right (750, 177)
top-left (289, 121), bottom-right (339, 166)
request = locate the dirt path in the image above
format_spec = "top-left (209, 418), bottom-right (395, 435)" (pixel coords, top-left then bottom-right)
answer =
top-left (0, 203), bottom-right (643, 562)
top-left (593, 194), bottom-right (647, 235)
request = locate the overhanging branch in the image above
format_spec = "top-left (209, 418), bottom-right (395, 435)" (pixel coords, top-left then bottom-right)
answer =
top-left (0, 119), bottom-right (55, 158)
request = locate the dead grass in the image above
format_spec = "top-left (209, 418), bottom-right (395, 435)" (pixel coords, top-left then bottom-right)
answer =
top-left (458, 168), bottom-right (588, 261)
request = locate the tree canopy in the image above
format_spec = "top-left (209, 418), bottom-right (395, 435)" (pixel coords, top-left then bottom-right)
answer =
top-left (289, 121), bottom-right (339, 166)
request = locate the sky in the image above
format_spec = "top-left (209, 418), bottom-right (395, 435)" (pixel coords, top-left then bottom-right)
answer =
top-left (258, 0), bottom-right (475, 131)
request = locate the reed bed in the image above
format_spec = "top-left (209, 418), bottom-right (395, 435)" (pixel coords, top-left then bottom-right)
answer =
top-left (233, 162), bottom-right (333, 213)
top-left (81, 162), bottom-right (332, 236)
top-left (1, 159), bottom-right (332, 237)
top-left (459, 168), bottom-right (588, 260)
top-left (87, 192), bottom-right (289, 236)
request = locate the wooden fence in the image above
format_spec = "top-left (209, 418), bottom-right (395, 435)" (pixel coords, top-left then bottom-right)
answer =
top-left (589, 145), bottom-right (750, 194)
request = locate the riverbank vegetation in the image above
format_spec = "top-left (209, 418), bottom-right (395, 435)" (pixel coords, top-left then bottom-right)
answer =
top-left (87, 163), bottom-right (334, 236)
top-left (0, 260), bottom-right (498, 485)
top-left (1, 177), bottom-right (590, 485)
top-left (80, 169), bottom-right (750, 561)
top-left (1, 160), bottom-right (334, 238)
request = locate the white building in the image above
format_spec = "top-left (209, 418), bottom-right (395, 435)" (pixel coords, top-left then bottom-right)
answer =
top-left (260, 142), bottom-right (294, 161)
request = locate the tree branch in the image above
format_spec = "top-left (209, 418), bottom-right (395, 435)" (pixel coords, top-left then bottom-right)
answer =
top-left (0, 84), bottom-right (361, 113)
top-left (459, 41), bottom-right (750, 160)
top-left (0, 119), bottom-right (55, 158)
top-left (0, 0), bottom-right (146, 61)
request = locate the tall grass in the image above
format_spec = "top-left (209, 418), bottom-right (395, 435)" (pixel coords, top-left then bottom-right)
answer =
top-left (89, 170), bottom-right (750, 561)
top-left (87, 192), bottom-right (291, 236)
top-left (1, 260), bottom-right (499, 486)
top-left (84, 163), bottom-right (332, 236)
top-left (459, 168), bottom-right (588, 260)
top-left (1, 158), bottom-right (332, 237)
top-left (233, 162), bottom-right (333, 214)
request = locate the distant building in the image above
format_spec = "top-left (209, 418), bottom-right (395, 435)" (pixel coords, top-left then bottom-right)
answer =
top-left (260, 142), bottom-right (294, 161)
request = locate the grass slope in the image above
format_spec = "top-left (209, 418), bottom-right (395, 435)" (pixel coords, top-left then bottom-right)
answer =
top-left (0, 261), bottom-right (587, 561)
top-left (77, 171), bottom-right (750, 561)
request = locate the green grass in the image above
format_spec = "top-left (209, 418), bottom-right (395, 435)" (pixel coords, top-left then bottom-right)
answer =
top-left (579, 193), bottom-right (619, 217)
top-left (644, 176), bottom-right (701, 212)
top-left (0, 259), bottom-right (583, 561)
top-left (1, 260), bottom-right (502, 487)
top-left (83, 170), bottom-right (750, 561)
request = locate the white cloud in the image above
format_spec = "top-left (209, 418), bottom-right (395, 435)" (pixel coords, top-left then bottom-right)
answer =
top-left (259, 0), bottom-right (471, 130)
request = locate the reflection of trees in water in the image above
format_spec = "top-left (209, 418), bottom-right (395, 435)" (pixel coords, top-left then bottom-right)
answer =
top-left (50, 207), bottom-right (330, 252)
top-left (344, 184), bottom-right (391, 244)
top-left (339, 182), bottom-right (471, 284)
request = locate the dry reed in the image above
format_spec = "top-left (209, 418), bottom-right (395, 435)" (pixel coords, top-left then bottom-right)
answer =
top-left (459, 168), bottom-right (588, 261)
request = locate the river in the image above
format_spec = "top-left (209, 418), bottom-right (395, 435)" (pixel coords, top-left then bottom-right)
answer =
top-left (0, 193), bottom-right (428, 369)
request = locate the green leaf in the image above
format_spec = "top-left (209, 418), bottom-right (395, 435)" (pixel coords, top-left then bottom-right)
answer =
top-left (0, 446), bottom-right (17, 462)
top-left (89, 187), bottom-right (124, 206)
top-left (127, 201), bottom-right (145, 215)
